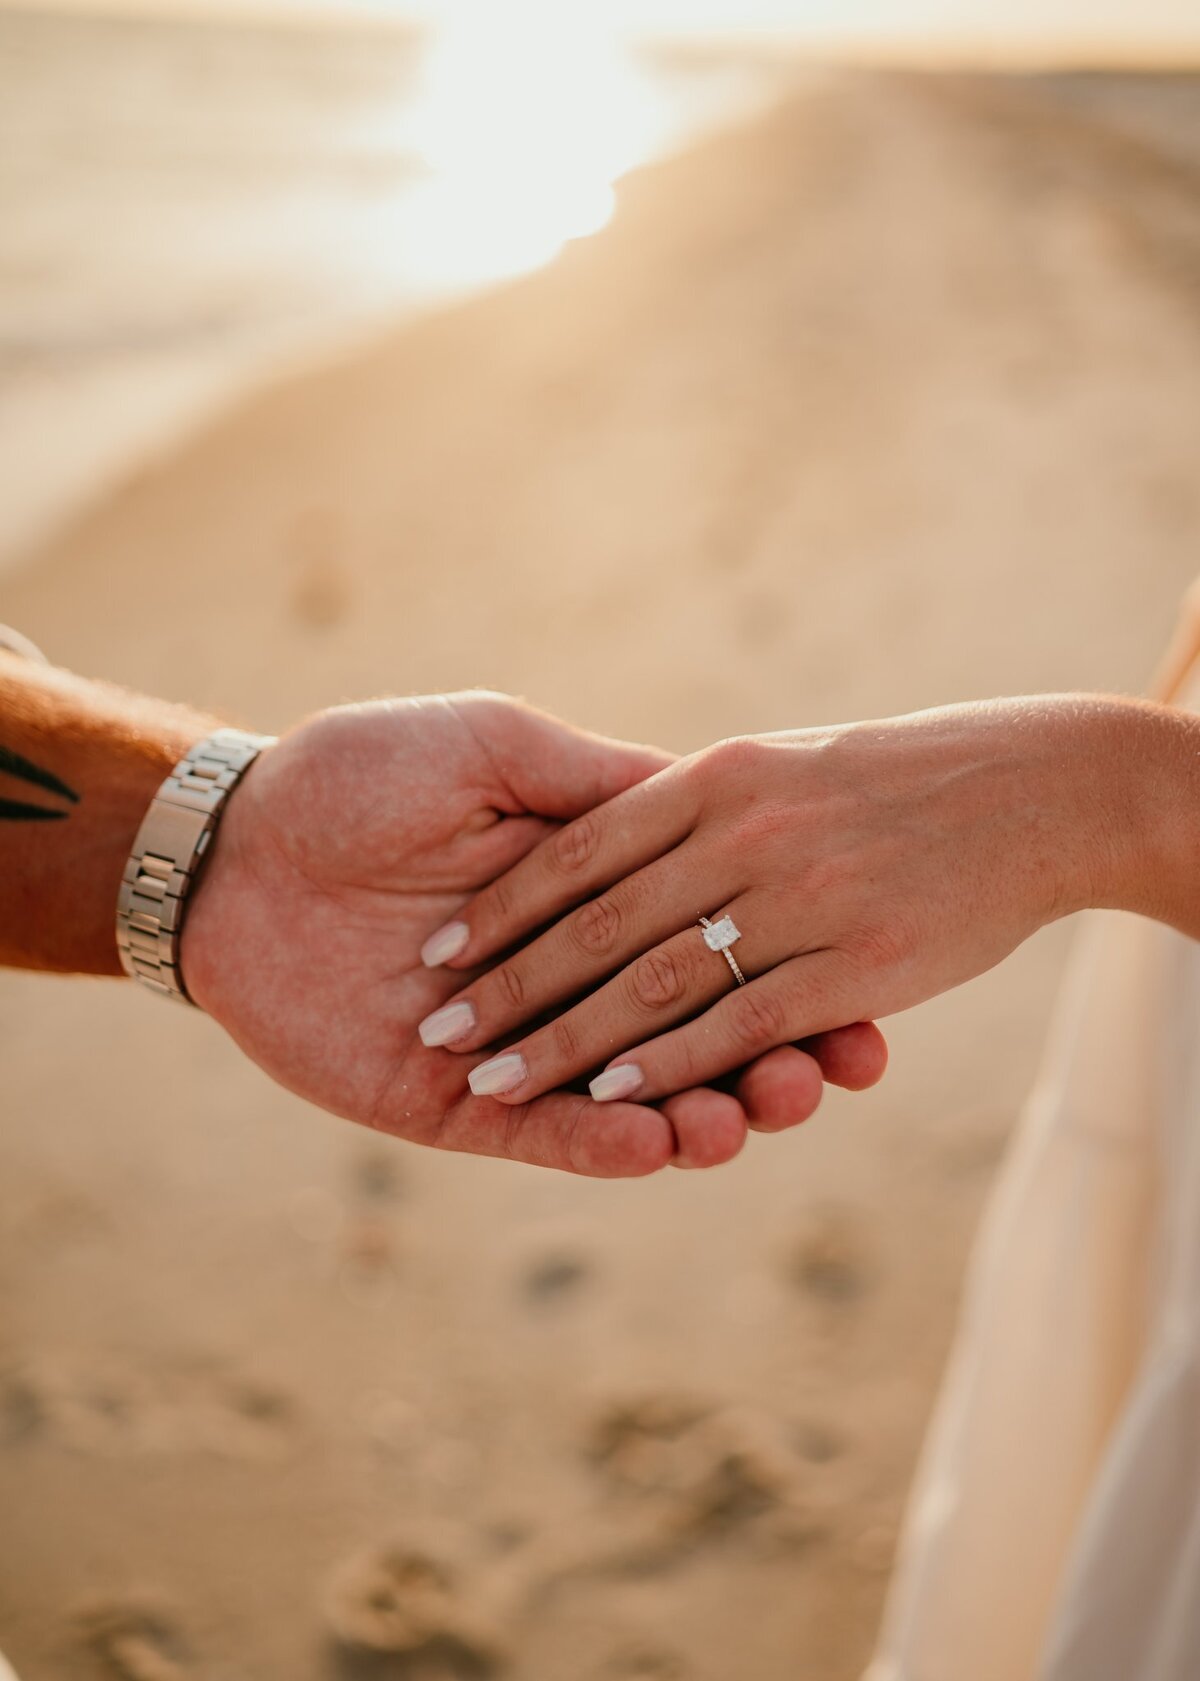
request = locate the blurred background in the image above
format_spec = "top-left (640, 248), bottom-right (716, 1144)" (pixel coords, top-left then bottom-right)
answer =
top-left (1, 2), bottom-right (1198, 1677)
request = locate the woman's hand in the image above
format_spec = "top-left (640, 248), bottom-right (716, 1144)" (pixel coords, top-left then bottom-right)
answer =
top-left (415, 696), bottom-right (1168, 1108)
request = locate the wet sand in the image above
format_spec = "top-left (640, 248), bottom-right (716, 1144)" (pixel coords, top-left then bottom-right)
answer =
top-left (1, 69), bottom-right (1199, 1681)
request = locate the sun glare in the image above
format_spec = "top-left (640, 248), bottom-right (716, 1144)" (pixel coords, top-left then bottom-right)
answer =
top-left (394, 3), bottom-right (669, 288)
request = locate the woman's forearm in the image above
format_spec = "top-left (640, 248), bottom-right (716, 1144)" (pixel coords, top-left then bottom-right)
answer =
top-left (0, 652), bottom-right (219, 974)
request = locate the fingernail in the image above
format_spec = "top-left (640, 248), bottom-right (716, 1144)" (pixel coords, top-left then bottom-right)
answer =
top-left (468, 1052), bottom-right (528, 1097)
top-left (420, 921), bottom-right (469, 967)
top-left (589, 1064), bottom-right (645, 1103)
top-left (418, 1001), bottom-right (477, 1048)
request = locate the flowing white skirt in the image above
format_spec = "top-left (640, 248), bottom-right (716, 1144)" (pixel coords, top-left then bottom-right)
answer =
top-left (868, 652), bottom-right (1200, 1680)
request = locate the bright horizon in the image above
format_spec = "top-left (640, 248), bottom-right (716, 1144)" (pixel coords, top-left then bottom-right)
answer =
top-left (8, 0), bottom-right (1200, 63)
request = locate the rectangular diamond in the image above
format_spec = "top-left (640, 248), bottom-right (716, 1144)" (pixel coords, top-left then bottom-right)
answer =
top-left (703, 916), bottom-right (740, 952)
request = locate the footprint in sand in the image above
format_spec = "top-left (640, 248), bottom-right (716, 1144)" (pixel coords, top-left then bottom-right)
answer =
top-left (784, 1206), bottom-right (874, 1305)
top-left (336, 1147), bottom-right (407, 1305)
top-left (603, 1649), bottom-right (686, 1680)
top-left (76, 1601), bottom-right (193, 1681)
top-left (323, 1542), bottom-right (505, 1675)
top-left (586, 1395), bottom-right (809, 1556)
top-left (2, 1356), bottom-right (299, 1461)
top-left (287, 508), bottom-right (352, 630)
top-left (0, 1369), bottom-right (44, 1445)
top-left (514, 1215), bottom-right (602, 1308)
top-left (792, 1417), bottom-right (847, 1465)
top-left (520, 1250), bottom-right (592, 1303)
top-left (352, 1148), bottom-right (405, 1206)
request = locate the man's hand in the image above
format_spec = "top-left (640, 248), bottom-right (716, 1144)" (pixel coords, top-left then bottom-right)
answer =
top-left (0, 652), bottom-right (885, 1175)
top-left (182, 692), bottom-right (886, 1176)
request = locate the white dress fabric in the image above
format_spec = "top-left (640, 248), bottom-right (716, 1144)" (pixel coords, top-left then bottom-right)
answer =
top-left (867, 663), bottom-right (1200, 1681)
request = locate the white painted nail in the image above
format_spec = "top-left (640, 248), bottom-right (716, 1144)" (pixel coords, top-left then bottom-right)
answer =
top-left (589, 1064), bottom-right (645, 1103)
top-left (418, 1001), bottom-right (477, 1048)
top-left (420, 921), bottom-right (469, 968)
top-left (468, 1052), bottom-right (528, 1098)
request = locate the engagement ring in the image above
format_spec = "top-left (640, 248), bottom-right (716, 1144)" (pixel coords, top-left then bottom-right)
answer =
top-left (699, 914), bottom-right (747, 987)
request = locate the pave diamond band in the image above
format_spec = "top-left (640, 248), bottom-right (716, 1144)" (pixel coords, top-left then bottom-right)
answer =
top-left (699, 914), bottom-right (747, 987)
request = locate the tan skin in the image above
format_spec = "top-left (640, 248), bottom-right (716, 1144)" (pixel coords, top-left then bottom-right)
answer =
top-left (417, 694), bottom-right (1200, 1109)
top-left (0, 652), bottom-right (886, 1177)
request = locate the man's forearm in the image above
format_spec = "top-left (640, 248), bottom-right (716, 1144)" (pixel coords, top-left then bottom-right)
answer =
top-left (0, 652), bottom-right (219, 975)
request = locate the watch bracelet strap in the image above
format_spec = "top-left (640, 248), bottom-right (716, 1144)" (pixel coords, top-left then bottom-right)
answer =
top-left (116, 727), bottom-right (276, 1004)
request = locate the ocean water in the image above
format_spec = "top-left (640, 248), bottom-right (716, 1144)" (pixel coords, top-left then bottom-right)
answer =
top-left (0, 7), bottom-right (780, 566)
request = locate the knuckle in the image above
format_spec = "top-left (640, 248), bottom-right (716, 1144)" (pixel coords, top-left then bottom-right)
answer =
top-left (854, 916), bottom-right (918, 973)
top-left (549, 1013), bottom-right (582, 1065)
top-left (629, 947), bottom-right (688, 1012)
top-left (551, 812), bottom-right (599, 875)
top-left (708, 734), bottom-right (762, 779)
top-left (485, 874), bottom-right (515, 928)
top-left (731, 986), bottom-right (787, 1049)
top-left (572, 893), bottom-right (623, 957)
top-left (491, 962), bottom-right (527, 1011)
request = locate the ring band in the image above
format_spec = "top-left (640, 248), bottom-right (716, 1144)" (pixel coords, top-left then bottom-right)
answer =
top-left (699, 914), bottom-right (747, 987)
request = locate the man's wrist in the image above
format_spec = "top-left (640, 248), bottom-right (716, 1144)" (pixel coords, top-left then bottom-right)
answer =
top-left (117, 730), bottom-right (276, 1003)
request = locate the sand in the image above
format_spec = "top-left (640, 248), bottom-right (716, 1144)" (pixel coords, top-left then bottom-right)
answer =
top-left (1, 68), bottom-right (1199, 1681)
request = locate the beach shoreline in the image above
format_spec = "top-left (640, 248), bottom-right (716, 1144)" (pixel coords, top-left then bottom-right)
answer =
top-left (0, 5), bottom-right (788, 572)
top-left (5, 4), bottom-right (1198, 577)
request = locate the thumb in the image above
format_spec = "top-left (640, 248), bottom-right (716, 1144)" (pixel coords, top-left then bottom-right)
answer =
top-left (453, 692), bottom-right (674, 819)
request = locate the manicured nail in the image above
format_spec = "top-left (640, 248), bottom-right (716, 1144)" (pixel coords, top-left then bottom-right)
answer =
top-left (588, 1064), bottom-right (645, 1103)
top-left (420, 921), bottom-right (469, 968)
top-left (418, 1001), bottom-right (477, 1048)
top-left (468, 1052), bottom-right (528, 1098)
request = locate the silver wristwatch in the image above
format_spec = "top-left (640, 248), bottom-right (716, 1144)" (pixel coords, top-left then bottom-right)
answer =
top-left (116, 728), bottom-right (275, 1003)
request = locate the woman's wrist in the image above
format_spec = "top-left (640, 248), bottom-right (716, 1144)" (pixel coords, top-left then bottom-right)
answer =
top-left (1092, 697), bottom-right (1200, 937)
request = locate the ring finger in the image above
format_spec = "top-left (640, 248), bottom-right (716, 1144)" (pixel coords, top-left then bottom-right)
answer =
top-left (460, 895), bottom-right (789, 1104)
top-left (417, 844), bottom-right (705, 1054)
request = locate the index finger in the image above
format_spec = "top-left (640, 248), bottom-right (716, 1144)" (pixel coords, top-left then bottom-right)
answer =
top-left (419, 761), bottom-right (696, 971)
